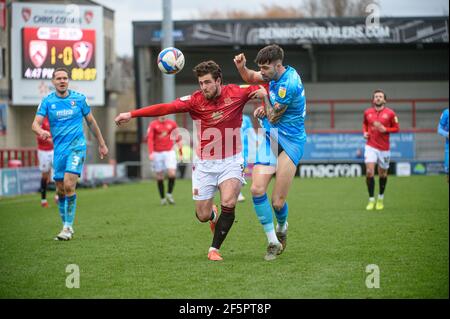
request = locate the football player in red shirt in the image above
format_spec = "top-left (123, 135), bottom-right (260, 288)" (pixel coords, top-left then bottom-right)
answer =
top-left (147, 116), bottom-right (182, 205)
top-left (115, 60), bottom-right (262, 261)
top-left (363, 89), bottom-right (400, 210)
top-left (36, 117), bottom-right (57, 208)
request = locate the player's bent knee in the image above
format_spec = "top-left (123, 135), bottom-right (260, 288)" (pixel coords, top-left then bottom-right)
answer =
top-left (195, 210), bottom-right (210, 223)
top-left (250, 184), bottom-right (266, 197)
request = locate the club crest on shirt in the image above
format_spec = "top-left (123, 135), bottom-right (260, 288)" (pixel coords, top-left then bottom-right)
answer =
top-left (71, 100), bottom-right (76, 108)
top-left (278, 87), bottom-right (286, 99)
top-left (224, 97), bottom-right (233, 106)
top-left (382, 114), bottom-right (389, 119)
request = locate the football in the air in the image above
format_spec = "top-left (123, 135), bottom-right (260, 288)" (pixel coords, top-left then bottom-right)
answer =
top-left (157, 47), bottom-right (185, 74)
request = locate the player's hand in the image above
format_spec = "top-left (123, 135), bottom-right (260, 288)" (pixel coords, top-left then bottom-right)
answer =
top-left (253, 106), bottom-right (266, 119)
top-left (99, 144), bottom-right (108, 159)
top-left (248, 85), bottom-right (268, 100)
top-left (233, 53), bottom-right (246, 70)
top-left (149, 153), bottom-right (154, 161)
top-left (115, 112), bottom-right (132, 126)
top-left (363, 132), bottom-right (370, 139)
top-left (39, 130), bottom-right (51, 140)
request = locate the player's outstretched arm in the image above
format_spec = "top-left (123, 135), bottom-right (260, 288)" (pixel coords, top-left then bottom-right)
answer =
top-left (115, 102), bottom-right (187, 126)
top-left (85, 113), bottom-right (108, 159)
top-left (234, 53), bottom-right (265, 84)
top-left (31, 115), bottom-right (51, 140)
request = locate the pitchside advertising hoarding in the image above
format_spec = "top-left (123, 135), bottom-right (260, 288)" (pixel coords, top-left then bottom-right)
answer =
top-left (11, 3), bottom-right (104, 105)
top-left (298, 133), bottom-right (416, 178)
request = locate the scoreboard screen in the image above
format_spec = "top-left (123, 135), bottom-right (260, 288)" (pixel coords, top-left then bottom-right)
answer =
top-left (22, 27), bottom-right (96, 81)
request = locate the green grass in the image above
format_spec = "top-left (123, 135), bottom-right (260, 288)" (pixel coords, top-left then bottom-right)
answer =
top-left (0, 176), bottom-right (448, 298)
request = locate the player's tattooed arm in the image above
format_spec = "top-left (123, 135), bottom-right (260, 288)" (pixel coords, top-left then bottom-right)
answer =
top-left (248, 87), bottom-right (287, 123)
top-left (268, 103), bottom-right (288, 123)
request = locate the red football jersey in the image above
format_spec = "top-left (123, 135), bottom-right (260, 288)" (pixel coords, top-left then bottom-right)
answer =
top-left (172, 84), bottom-right (260, 159)
top-left (36, 117), bottom-right (54, 151)
top-left (147, 118), bottom-right (179, 153)
top-left (131, 84), bottom-right (260, 159)
top-left (363, 106), bottom-right (400, 151)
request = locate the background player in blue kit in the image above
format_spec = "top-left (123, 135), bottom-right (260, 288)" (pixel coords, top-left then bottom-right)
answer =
top-left (238, 114), bottom-right (257, 202)
top-left (438, 109), bottom-right (449, 183)
top-left (32, 68), bottom-right (109, 240)
top-left (234, 44), bottom-right (307, 260)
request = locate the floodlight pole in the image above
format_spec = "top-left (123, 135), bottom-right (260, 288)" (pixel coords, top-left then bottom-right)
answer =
top-left (162, 0), bottom-right (175, 104)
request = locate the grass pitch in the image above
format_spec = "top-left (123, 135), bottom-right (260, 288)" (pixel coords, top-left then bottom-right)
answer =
top-left (0, 176), bottom-right (448, 298)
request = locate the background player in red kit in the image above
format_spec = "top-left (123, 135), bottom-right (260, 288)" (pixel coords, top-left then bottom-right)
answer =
top-left (147, 116), bottom-right (182, 205)
top-left (36, 116), bottom-right (57, 207)
top-left (115, 60), bottom-right (262, 261)
top-left (363, 89), bottom-right (400, 211)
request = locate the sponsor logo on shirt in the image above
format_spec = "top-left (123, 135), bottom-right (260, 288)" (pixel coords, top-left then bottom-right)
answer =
top-left (56, 109), bottom-right (74, 119)
top-left (211, 111), bottom-right (223, 121)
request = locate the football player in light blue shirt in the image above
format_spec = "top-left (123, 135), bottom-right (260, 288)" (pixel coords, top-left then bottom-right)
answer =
top-left (238, 114), bottom-right (257, 202)
top-left (32, 67), bottom-right (108, 241)
top-left (234, 44), bottom-right (306, 260)
top-left (437, 108), bottom-right (449, 183)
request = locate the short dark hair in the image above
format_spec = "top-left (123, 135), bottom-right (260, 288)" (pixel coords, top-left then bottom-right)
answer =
top-left (52, 67), bottom-right (70, 79)
top-left (193, 61), bottom-right (222, 83)
top-left (373, 89), bottom-right (387, 100)
top-left (254, 44), bottom-right (284, 65)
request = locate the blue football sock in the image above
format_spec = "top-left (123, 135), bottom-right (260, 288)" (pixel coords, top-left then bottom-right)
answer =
top-left (274, 202), bottom-right (288, 227)
top-left (252, 193), bottom-right (274, 233)
top-left (64, 194), bottom-right (77, 228)
top-left (58, 196), bottom-right (66, 225)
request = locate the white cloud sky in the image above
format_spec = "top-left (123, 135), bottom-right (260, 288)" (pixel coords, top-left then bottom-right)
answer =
top-left (93, 0), bottom-right (449, 57)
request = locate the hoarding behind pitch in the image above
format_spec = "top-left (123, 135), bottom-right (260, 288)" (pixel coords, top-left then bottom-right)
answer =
top-left (11, 3), bottom-right (104, 105)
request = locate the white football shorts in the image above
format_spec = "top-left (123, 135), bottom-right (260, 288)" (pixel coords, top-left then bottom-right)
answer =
top-left (192, 153), bottom-right (245, 201)
top-left (38, 149), bottom-right (54, 173)
top-left (151, 150), bottom-right (177, 173)
top-left (364, 145), bottom-right (391, 170)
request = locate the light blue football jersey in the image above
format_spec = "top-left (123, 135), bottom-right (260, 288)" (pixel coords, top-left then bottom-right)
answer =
top-left (36, 90), bottom-right (91, 155)
top-left (241, 114), bottom-right (256, 166)
top-left (439, 109), bottom-right (449, 148)
top-left (259, 66), bottom-right (307, 165)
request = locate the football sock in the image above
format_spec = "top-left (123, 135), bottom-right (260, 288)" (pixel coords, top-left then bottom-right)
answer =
top-left (210, 209), bottom-right (216, 221)
top-left (211, 205), bottom-right (235, 249)
top-left (366, 176), bottom-right (375, 198)
top-left (58, 195), bottom-right (66, 224)
top-left (168, 177), bottom-right (175, 194)
top-left (157, 180), bottom-right (165, 199)
top-left (40, 177), bottom-right (47, 200)
top-left (273, 202), bottom-right (288, 228)
top-left (379, 177), bottom-right (387, 196)
top-left (252, 193), bottom-right (279, 244)
top-left (64, 194), bottom-right (77, 228)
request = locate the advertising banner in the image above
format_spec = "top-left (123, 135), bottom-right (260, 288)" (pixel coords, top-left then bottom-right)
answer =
top-left (303, 133), bottom-right (415, 161)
